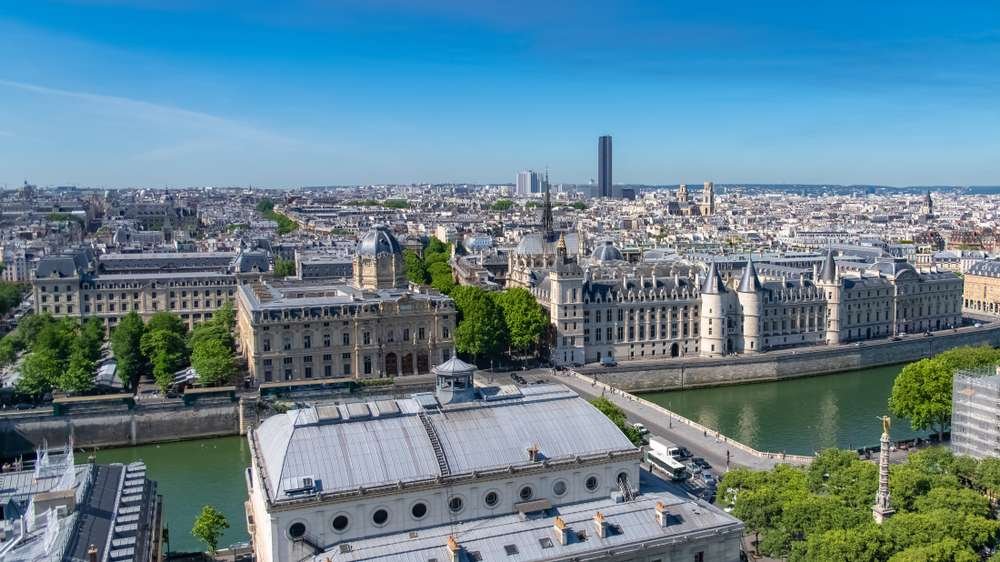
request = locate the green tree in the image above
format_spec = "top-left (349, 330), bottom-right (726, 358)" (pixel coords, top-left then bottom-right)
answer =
top-left (403, 249), bottom-right (429, 284)
top-left (59, 346), bottom-right (95, 394)
top-left (451, 286), bottom-right (507, 361)
top-left (428, 261), bottom-right (455, 294)
top-left (890, 347), bottom-right (1000, 441)
top-left (111, 311), bottom-right (146, 389)
top-left (491, 199), bottom-right (514, 211)
top-left (975, 457), bottom-right (1000, 500)
top-left (145, 311), bottom-right (187, 338)
top-left (0, 337), bottom-right (16, 366)
top-left (79, 317), bottom-right (105, 362)
top-left (588, 396), bottom-right (643, 446)
top-left (888, 539), bottom-right (978, 562)
top-left (213, 300), bottom-right (236, 333)
top-left (790, 526), bottom-right (889, 562)
top-left (913, 487), bottom-right (989, 518)
top-left (0, 281), bottom-right (25, 315)
top-left (191, 505), bottom-right (230, 554)
top-left (274, 256), bottom-right (296, 277)
top-left (255, 198), bottom-right (274, 213)
top-left (140, 329), bottom-right (188, 391)
top-left (16, 349), bottom-right (62, 396)
top-left (190, 337), bottom-right (235, 386)
top-left (492, 288), bottom-right (548, 355)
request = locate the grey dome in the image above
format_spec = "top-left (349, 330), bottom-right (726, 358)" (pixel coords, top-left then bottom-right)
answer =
top-left (591, 240), bottom-right (623, 262)
top-left (357, 226), bottom-right (403, 257)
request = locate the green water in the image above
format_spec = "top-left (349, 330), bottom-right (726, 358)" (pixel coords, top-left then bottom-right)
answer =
top-left (85, 436), bottom-right (251, 553)
top-left (641, 365), bottom-right (928, 456)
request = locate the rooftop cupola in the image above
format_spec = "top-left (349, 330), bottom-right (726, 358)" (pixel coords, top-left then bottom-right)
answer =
top-left (434, 356), bottom-right (477, 404)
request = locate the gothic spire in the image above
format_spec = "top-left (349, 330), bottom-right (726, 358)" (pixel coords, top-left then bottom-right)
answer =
top-left (542, 168), bottom-right (554, 239)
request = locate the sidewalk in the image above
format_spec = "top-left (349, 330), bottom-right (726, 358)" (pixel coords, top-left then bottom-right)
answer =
top-left (548, 371), bottom-right (809, 472)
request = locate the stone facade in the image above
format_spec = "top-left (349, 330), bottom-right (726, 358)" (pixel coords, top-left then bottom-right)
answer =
top-left (963, 259), bottom-right (1000, 316)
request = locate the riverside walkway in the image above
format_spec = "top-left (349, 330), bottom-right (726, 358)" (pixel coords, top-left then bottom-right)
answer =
top-left (528, 369), bottom-right (813, 471)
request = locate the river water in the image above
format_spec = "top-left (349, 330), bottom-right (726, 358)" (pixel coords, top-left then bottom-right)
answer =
top-left (641, 364), bottom-right (927, 456)
top-left (85, 436), bottom-right (251, 553)
top-left (75, 364), bottom-right (922, 553)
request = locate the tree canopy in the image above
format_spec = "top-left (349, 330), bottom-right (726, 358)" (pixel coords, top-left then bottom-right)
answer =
top-left (589, 396), bottom-right (643, 446)
top-left (723, 447), bottom-right (1000, 561)
top-left (451, 285), bottom-right (507, 362)
top-left (492, 288), bottom-right (548, 355)
top-left (274, 256), bottom-right (296, 277)
top-left (111, 311), bottom-right (146, 389)
top-left (890, 346), bottom-right (1000, 440)
top-left (191, 505), bottom-right (230, 554)
top-left (13, 315), bottom-right (105, 396)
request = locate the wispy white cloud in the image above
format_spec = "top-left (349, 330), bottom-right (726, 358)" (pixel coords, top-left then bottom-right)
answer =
top-left (0, 78), bottom-right (296, 145)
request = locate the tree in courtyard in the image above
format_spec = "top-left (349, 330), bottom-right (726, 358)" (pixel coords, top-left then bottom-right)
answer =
top-left (428, 261), bottom-right (455, 294)
top-left (890, 346), bottom-right (1000, 442)
top-left (451, 286), bottom-right (507, 362)
top-left (191, 505), bottom-right (230, 554)
top-left (975, 457), bottom-right (1000, 500)
top-left (403, 249), bottom-right (428, 285)
top-left (274, 256), bottom-right (296, 277)
top-left (190, 337), bottom-right (235, 386)
top-left (888, 539), bottom-right (978, 562)
top-left (492, 288), bottom-right (548, 356)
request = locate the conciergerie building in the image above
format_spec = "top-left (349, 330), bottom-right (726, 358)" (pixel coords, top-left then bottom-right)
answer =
top-left (244, 358), bottom-right (744, 562)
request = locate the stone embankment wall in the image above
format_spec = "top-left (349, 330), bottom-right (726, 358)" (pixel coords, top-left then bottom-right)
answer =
top-left (581, 324), bottom-right (1000, 392)
top-left (0, 377), bottom-right (437, 457)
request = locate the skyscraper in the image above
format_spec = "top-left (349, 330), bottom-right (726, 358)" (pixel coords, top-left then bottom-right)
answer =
top-left (598, 135), bottom-right (613, 198)
top-left (516, 170), bottom-right (542, 196)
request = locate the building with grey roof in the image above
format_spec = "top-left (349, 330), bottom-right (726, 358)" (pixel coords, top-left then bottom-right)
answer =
top-left (0, 444), bottom-right (163, 562)
top-left (245, 361), bottom-right (743, 562)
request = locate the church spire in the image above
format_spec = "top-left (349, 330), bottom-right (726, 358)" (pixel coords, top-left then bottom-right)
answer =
top-left (542, 168), bottom-right (555, 239)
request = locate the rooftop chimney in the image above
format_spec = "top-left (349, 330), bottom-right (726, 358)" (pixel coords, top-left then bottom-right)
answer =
top-left (593, 511), bottom-right (607, 538)
top-left (446, 535), bottom-right (461, 562)
top-left (553, 516), bottom-right (570, 545)
top-left (655, 501), bottom-right (670, 527)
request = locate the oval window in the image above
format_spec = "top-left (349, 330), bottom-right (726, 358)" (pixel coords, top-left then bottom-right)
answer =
top-left (585, 476), bottom-right (599, 491)
top-left (288, 522), bottom-right (306, 539)
top-left (372, 508), bottom-right (389, 526)
top-left (332, 515), bottom-right (349, 532)
top-left (553, 480), bottom-right (567, 496)
top-left (411, 502), bottom-right (428, 519)
top-left (484, 491), bottom-right (499, 507)
top-left (519, 486), bottom-right (534, 501)
top-left (449, 496), bottom-right (464, 513)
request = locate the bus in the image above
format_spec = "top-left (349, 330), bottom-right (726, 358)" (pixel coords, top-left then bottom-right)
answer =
top-left (647, 450), bottom-right (690, 481)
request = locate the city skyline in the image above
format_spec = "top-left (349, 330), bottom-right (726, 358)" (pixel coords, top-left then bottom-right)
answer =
top-left (2, 2), bottom-right (1000, 188)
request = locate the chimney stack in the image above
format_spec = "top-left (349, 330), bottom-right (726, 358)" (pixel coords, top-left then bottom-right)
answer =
top-left (553, 516), bottom-right (570, 545)
top-left (446, 535), bottom-right (461, 562)
top-left (593, 511), bottom-right (607, 538)
top-left (655, 501), bottom-right (670, 527)
top-left (88, 545), bottom-right (98, 562)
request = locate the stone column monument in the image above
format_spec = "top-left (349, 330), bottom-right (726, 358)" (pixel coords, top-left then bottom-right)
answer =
top-left (873, 415), bottom-right (895, 524)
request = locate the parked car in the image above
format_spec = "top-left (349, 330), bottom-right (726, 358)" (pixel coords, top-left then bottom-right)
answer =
top-left (600, 356), bottom-right (618, 367)
top-left (693, 457), bottom-right (712, 470)
top-left (668, 446), bottom-right (692, 460)
top-left (631, 422), bottom-right (649, 435)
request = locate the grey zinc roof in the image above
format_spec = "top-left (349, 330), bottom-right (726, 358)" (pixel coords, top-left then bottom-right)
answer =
top-left (316, 491), bottom-right (742, 562)
top-left (969, 259), bottom-right (1000, 277)
top-left (255, 404), bottom-right (441, 501)
top-left (429, 386), bottom-right (634, 475)
top-left (356, 226), bottom-right (403, 256)
top-left (253, 384), bottom-right (636, 502)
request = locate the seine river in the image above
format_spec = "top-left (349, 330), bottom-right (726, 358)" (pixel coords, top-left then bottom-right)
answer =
top-left (641, 364), bottom-right (927, 456)
top-left (86, 436), bottom-right (252, 553)
top-left (77, 364), bottom-right (921, 552)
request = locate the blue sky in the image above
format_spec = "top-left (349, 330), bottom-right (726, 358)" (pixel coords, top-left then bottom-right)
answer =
top-left (1, 1), bottom-right (999, 188)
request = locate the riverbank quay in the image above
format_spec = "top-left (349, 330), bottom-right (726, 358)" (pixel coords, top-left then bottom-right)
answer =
top-left (532, 369), bottom-right (813, 471)
top-left (0, 375), bottom-right (437, 457)
top-left (579, 320), bottom-right (1000, 392)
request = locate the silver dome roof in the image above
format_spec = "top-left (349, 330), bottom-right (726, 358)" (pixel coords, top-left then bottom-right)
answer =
top-left (591, 240), bottom-right (623, 262)
top-left (357, 226), bottom-right (403, 256)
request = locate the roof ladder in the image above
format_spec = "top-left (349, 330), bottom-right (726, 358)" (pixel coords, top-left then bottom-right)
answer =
top-left (418, 410), bottom-right (451, 476)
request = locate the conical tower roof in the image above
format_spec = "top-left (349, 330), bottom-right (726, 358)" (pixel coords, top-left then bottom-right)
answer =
top-left (701, 261), bottom-right (726, 294)
top-left (737, 255), bottom-right (762, 293)
top-left (819, 249), bottom-right (838, 282)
